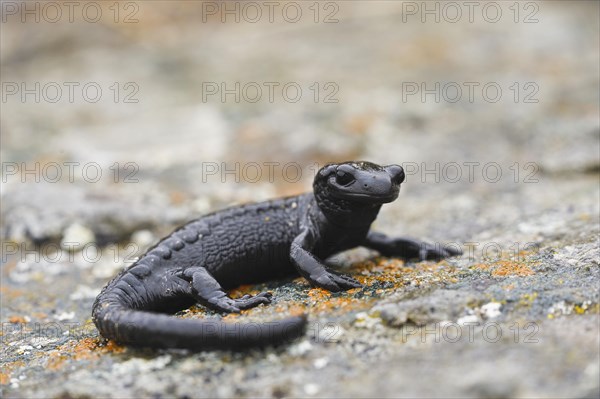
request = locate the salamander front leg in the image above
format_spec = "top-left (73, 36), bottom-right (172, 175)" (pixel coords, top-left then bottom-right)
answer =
top-left (182, 267), bottom-right (272, 313)
top-left (363, 231), bottom-right (462, 261)
top-left (290, 230), bottom-right (362, 292)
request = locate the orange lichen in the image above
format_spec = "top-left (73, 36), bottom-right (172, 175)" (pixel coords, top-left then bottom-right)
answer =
top-left (84, 338), bottom-right (125, 354)
top-left (102, 340), bottom-right (126, 354)
top-left (472, 257), bottom-right (537, 277)
top-left (0, 360), bottom-right (25, 385)
top-left (308, 288), bottom-right (332, 301)
top-left (45, 337), bottom-right (126, 369)
top-left (169, 191), bottom-right (187, 205)
top-left (228, 284), bottom-right (261, 298)
top-left (0, 285), bottom-right (24, 299)
top-left (153, 257), bottom-right (460, 327)
top-left (35, 339), bottom-right (118, 372)
top-left (46, 351), bottom-right (67, 371)
top-left (31, 312), bottom-right (48, 320)
top-left (492, 260), bottom-right (534, 277)
top-left (0, 255), bottom-right (468, 376)
top-left (472, 263), bottom-right (492, 271)
top-left (8, 315), bottom-right (27, 324)
top-left (308, 296), bottom-right (368, 314)
top-left (286, 305), bottom-right (306, 318)
top-left (222, 313), bottom-right (241, 321)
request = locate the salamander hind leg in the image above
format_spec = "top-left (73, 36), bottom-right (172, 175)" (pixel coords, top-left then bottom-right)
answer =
top-left (183, 267), bottom-right (272, 313)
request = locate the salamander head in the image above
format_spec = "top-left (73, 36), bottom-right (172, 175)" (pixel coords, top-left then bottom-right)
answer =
top-left (314, 161), bottom-right (405, 205)
top-left (312, 161), bottom-right (404, 227)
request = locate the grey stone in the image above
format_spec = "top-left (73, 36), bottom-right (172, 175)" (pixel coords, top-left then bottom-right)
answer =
top-left (1, 2), bottom-right (599, 398)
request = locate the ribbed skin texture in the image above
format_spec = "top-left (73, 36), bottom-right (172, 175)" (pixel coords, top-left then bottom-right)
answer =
top-left (92, 194), bottom-right (313, 350)
top-left (92, 161), bottom-right (417, 351)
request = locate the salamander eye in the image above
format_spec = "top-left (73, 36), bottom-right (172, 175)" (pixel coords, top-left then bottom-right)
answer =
top-left (335, 170), bottom-right (355, 186)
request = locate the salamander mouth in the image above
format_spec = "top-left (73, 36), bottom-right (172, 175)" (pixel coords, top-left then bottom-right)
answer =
top-left (332, 190), bottom-right (399, 204)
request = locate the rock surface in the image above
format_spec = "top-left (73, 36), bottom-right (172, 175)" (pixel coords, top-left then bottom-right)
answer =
top-left (1, 2), bottom-right (599, 398)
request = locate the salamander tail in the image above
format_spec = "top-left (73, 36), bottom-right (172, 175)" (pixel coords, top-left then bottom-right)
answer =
top-left (92, 299), bottom-right (307, 351)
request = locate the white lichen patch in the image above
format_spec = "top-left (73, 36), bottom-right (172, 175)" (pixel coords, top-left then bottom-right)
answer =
top-left (54, 311), bottom-right (75, 321)
top-left (287, 340), bottom-right (312, 356)
top-left (61, 223), bottom-right (95, 250)
top-left (69, 285), bottom-right (101, 301)
top-left (457, 315), bottom-right (480, 326)
top-left (131, 230), bottom-right (155, 249)
top-left (354, 311), bottom-right (383, 329)
top-left (112, 355), bottom-right (172, 375)
top-left (480, 302), bottom-right (502, 319)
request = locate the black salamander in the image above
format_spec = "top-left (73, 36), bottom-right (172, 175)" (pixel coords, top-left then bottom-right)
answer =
top-left (92, 161), bottom-right (461, 350)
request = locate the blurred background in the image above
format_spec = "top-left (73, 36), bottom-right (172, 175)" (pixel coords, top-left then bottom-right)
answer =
top-left (1, 1), bottom-right (599, 398)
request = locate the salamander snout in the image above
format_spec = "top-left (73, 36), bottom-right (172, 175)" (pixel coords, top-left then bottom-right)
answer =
top-left (385, 164), bottom-right (405, 186)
